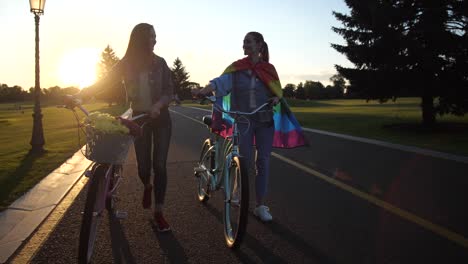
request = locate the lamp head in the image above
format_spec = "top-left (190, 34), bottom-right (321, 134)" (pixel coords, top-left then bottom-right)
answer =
top-left (29, 0), bottom-right (46, 15)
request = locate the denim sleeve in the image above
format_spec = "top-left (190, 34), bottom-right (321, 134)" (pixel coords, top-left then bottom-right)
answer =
top-left (209, 73), bottom-right (232, 97)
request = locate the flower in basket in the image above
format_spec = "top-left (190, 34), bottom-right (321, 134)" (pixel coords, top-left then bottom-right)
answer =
top-left (83, 112), bottom-right (129, 134)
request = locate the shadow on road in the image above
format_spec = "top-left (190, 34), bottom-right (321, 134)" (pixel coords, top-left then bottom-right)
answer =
top-left (108, 211), bottom-right (137, 264)
top-left (202, 201), bottom-right (340, 264)
top-left (150, 221), bottom-right (189, 264)
top-left (258, 217), bottom-right (338, 264)
top-left (203, 202), bottom-right (290, 263)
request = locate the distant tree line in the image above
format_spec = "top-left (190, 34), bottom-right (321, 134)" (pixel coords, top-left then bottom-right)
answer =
top-left (282, 74), bottom-right (347, 100)
top-left (0, 83), bottom-right (79, 103)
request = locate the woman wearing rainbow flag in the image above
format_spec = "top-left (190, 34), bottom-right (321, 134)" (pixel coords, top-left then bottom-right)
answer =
top-left (192, 31), bottom-right (306, 222)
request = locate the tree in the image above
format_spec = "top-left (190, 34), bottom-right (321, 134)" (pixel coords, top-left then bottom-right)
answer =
top-left (304, 81), bottom-right (325, 99)
top-left (98, 45), bottom-right (120, 79)
top-left (295, 82), bottom-right (306, 100)
top-left (0, 84), bottom-right (28, 102)
top-left (330, 74), bottom-right (346, 98)
top-left (171, 57), bottom-right (191, 100)
top-left (96, 45), bottom-right (123, 106)
top-left (283, 83), bottom-right (296, 98)
top-left (332, 0), bottom-right (468, 127)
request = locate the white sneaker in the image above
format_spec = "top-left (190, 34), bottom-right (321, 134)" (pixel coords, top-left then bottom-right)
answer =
top-left (253, 205), bottom-right (273, 222)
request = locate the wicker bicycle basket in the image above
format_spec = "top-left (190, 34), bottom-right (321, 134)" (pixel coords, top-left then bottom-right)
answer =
top-left (84, 126), bottom-right (133, 164)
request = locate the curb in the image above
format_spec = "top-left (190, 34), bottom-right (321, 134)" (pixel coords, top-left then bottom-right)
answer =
top-left (0, 147), bottom-right (92, 263)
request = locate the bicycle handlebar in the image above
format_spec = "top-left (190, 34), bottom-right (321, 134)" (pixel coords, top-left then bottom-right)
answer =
top-left (60, 95), bottom-right (147, 121)
top-left (200, 95), bottom-right (273, 117)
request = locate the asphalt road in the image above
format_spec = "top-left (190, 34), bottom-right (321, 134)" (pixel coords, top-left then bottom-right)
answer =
top-left (28, 106), bottom-right (468, 264)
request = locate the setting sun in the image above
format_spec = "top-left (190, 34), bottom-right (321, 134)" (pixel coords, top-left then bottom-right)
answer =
top-left (58, 48), bottom-right (100, 89)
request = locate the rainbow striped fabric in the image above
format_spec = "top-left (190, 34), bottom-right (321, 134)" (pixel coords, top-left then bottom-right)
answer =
top-left (212, 57), bottom-right (307, 148)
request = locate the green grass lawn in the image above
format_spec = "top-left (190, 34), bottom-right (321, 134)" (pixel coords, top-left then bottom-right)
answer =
top-left (184, 97), bottom-right (468, 156)
top-left (0, 102), bottom-right (126, 211)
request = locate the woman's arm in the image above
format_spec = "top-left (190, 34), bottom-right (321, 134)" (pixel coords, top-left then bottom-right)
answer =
top-left (191, 73), bottom-right (233, 97)
top-left (150, 57), bottom-right (174, 118)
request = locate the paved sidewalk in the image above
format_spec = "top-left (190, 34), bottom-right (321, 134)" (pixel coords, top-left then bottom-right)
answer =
top-left (0, 148), bottom-right (92, 263)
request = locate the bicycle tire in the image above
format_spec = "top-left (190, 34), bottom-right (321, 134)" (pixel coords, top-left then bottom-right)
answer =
top-left (196, 139), bottom-right (213, 202)
top-left (223, 156), bottom-right (249, 248)
top-left (78, 164), bottom-right (109, 263)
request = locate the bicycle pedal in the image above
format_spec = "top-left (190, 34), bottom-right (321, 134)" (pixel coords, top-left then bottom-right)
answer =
top-left (194, 167), bottom-right (205, 173)
top-left (80, 211), bottom-right (100, 217)
top-left (115, 210), bottom-right (128, 219)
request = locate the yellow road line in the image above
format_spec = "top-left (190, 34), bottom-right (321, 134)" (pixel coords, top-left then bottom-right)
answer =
top-left (173, 108), bottom-right (468, 249)
top-left (271, 153), bottom-right (468, 249)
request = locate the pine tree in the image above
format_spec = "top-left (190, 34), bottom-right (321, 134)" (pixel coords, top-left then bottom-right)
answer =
top-left (97, 45), bottom-right (122, 106)
top-left (98, 45), bottom-right (120, 79)
top-left (171, 57), bottom-right (191, 99)
top-left (332, 0), bottom-right (468, 127)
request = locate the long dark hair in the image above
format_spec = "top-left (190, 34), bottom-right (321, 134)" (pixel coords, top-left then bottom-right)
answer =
top-left (122, 23), bottom-right (155, 77)
top-left (247, 31), bottom-right (269, 63)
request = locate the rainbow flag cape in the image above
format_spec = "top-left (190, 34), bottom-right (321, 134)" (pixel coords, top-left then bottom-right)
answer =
top-left (211, 57), bottom-right (307, 148)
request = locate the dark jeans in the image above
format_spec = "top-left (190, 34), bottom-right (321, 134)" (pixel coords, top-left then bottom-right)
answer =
top-left (134, 109), bottom-right (171, 205)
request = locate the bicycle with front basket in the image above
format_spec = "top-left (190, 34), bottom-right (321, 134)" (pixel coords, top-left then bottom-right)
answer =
top-left (193, 95), bottom-right (273, 248)
top-left (61, 98), bottom-right (145, 263)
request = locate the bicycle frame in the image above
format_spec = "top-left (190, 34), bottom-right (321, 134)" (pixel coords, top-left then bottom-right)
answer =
top-left (195, 96), bottom-right (273, 248)
top-left (199, 96), bottom-right (272, 191)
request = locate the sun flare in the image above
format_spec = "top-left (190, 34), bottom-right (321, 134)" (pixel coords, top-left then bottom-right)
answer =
top-left (58, 48), bottom-right (100, 89)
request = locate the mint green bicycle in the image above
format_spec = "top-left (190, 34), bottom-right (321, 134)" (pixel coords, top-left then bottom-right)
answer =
top-left (194, 96), bottom-right (272, 248)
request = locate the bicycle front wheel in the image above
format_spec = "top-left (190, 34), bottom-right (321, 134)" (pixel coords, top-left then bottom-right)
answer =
top-left (78, 164), bottom-right (109, 263)
top-left (196, 139), bottom-right (213, 202)
top-left (223, 156), bottom-right (249, 248)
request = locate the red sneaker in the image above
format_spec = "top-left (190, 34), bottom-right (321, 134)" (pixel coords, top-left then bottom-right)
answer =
top-left (154, 212), bottom-right (171, 232)
top-left (142, 184), bottom-right (152, 209)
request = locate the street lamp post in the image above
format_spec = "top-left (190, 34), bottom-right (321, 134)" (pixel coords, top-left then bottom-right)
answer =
top-left (29, 0), bottom-right (46, 153)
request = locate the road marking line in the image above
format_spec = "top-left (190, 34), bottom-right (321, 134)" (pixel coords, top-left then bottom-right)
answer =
top-left (172, 108), bottom-right (468, 249)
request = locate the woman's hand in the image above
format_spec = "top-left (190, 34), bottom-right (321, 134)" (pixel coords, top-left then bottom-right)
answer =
top-left (191, 88), bottom-right (202, 98)
top-left (150, 102), bottom-right (163, 118)
top-left (270, 96), bottom-right (280, 106)
top-left (191, 84), bottom-right (215, 99)
top-left (62, 94), bottom-right (82, 108)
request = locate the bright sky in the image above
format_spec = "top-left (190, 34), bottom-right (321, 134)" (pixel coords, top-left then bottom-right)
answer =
top-left (0, 0), bottom-right (352, 90)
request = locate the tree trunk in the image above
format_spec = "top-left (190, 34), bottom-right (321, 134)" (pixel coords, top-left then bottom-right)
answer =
top-left (421, 95), bottom-right (436, 127)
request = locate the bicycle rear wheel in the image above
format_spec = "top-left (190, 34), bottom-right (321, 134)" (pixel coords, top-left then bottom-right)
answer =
top-left (78, 164), bottom-right (109, 263)
top-left (223, 156), bottom-right (249, 248)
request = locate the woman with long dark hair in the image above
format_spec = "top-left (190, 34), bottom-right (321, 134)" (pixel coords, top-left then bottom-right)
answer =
top-left (78, 23), bottom-right (174, 232)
